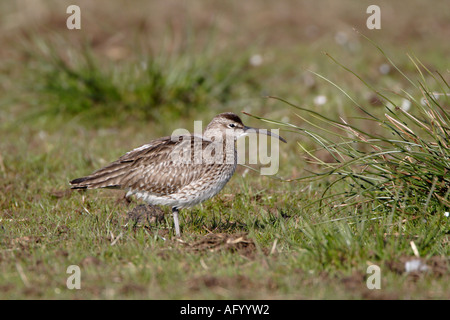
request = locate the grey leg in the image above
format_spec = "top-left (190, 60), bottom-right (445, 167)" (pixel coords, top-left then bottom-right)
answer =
top-left (172, 207), bottom-right (181, 237)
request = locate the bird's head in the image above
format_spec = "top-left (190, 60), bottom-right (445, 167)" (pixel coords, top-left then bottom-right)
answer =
top-left (204, 112), bottom-right (287, 143)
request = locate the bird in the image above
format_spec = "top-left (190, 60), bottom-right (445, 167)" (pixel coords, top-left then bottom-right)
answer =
top-left (70, 112), bottom-right (286, 237)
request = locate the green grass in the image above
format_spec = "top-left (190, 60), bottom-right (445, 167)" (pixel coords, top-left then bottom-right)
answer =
top-left (0, 1), bottom-right (449, 299)
top-left (22, 37), bottom-right (258, 126)
top-left (1, 121), bottom-right (448, 299)
top-left (1, 174), bottom-right (448, 299)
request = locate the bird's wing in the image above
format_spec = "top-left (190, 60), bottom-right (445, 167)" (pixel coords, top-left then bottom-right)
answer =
top-left (70, 135), bottom-right (219, 195)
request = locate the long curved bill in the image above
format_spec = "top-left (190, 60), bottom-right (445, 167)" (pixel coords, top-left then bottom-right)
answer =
top-left (244, 126), bottom-right (287, 143)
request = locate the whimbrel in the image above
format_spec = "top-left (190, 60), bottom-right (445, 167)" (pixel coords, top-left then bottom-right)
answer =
top-left (70, 112), bottom-right (286, 237)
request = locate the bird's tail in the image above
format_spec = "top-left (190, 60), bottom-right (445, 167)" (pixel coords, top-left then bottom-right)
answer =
top-left (69, 160), bottom-right (132, 189)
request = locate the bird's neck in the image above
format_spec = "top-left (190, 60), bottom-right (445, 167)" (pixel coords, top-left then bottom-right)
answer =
top-left (203, 130), bottom-right (236, 144)
top-left (201, 130), bottom-right (237, 165)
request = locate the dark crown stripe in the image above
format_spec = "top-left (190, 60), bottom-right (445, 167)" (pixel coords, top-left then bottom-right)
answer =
top-left (219, 113), bottom-right (243, 124)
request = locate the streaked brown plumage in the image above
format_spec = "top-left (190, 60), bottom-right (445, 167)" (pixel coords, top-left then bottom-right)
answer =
top-left (70, 112), bottom-right (286, 237)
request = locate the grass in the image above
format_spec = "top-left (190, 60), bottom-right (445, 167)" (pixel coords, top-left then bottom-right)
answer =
top-left (23, 35), bottom-right (258, 125)
top-left (259, 51), bottom-right (450, 215)
top-left (2, 176), bottom-right (447, 299)
top-left (0, 1), bottom-right (449, 299)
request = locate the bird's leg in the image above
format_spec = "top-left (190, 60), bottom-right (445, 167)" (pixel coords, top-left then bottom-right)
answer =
top-left (172, 207), bottom-right (181, 237)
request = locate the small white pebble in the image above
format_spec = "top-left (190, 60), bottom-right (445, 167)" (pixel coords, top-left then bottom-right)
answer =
top-left (405, 259), bottom-right (429, 273)
top-left (400, 99), bottom-right (411, 112)
top-left (379, 63), bottom-right (391, 75)
top-left (313, 95), bottom-right (327, 106)
top-left (249, 54), bottom-right (263, 67)
top-left (334, 31), bottom-right (348, 46)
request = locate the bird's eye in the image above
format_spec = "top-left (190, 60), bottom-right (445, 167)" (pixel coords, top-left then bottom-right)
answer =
top-left (228, 123), bottom-right (236, 128)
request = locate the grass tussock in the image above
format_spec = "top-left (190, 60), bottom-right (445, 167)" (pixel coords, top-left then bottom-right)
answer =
top-left (245, 39), bottom-right (450, 266)
top-left (24, 38), bottom-right (258, 124)
top-left (262, 40), bottom-right (450, 219)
